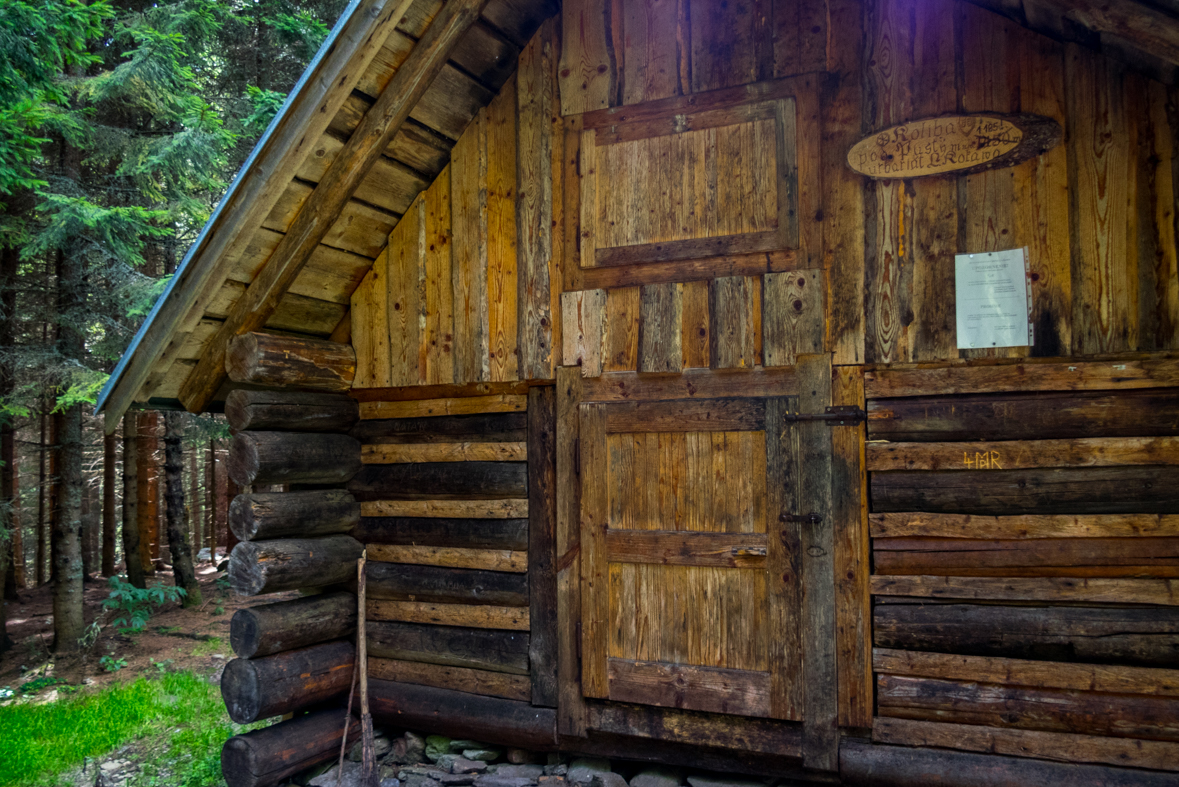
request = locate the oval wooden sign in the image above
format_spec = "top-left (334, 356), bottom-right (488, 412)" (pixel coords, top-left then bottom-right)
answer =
top-left (847, 113), bottom-right (1062, 179)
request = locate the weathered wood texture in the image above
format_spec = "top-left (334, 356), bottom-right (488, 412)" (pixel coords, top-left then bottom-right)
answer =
top-left (220, 639), bottom-right (355, 723)
top-left (221, 709), bottom-right (359, 787)
top-left (558, 0), bottom-right (826, 115)
top-left (366, 562), bottom-right (528, 606)
top-left (229, 490), bottom-right (359, 542)
top-left (229, 591), bottom-right (357, 659)
top-left (367, 620), bottom-right (530, 674)
top-left (352, 20), bottom-right (562, 388)
top-left (840, 739), bottom-right (1179, 787)
top-left (366, 679), bottom-right (557, 748)
top-left (227, 535), bottom-right (364, 596)
top-left (228, 432), bottom-right (362, 486)
top-left (225, 332), bottom-right (356, 391)
top-left (347, 462), bottom-right (527, 500)
top-left (224, 390), bottom-right (359, 432)
top-left (859, 0), bottom-right (1178, 363)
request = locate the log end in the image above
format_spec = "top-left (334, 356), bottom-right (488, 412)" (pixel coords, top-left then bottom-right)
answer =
top-left (221, 658), bottom-right (262, 724)
top-left (227, 541), bottom-right (266, 596)
top-left (229, 607), bottom-right (263, 659)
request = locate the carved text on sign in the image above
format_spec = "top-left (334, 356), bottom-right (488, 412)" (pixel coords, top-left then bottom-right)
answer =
top-left (964, 450), bottom-right (1002, 470)
top-left (847, 113), bottom-right (1062, 179)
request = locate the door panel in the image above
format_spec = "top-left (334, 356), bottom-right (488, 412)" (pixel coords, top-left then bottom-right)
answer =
top-left (580, 398), bottom-right (804, 720)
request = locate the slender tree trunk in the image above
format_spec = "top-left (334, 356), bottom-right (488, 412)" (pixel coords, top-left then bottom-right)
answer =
top-left (35, 406), bottom-right (46, 586)
top-left (80, 474), bottom-right (92, 580)
top-left (224, 446), bottom-right (240, 555)
top-left (164, 412), bottom-right (200, 605)
top-left (1, 243), bottom-right (19, 607)
top-left (10, 443), bottom-right (21, 589)
top-left (102, 431), bottom-right (116, 575)
top-left (121, 415), bottom-right (144, 588)
top-left (47, 410), bottom-right (57, 583)
top-left (137, 410), bottom-right (157, 575)
top-left (206, 439), bottom-right (216, 559)
top-left (190, 438), bottom-right (200, 557)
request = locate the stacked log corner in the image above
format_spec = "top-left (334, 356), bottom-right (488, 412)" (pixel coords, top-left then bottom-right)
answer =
top-left (221, 333), bottom-right (362, 787)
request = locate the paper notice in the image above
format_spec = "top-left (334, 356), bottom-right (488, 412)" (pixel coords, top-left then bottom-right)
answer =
top-left (955, 248), bottom-right (1032, 349)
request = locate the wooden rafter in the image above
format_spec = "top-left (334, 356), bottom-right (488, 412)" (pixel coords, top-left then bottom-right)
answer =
top-left (178, 0), bottom-right (492, 414)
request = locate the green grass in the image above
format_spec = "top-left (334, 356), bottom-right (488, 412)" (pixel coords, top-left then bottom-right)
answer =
top-left (0, 670), bottom-right (264, 787)
top-left (190, 636), bottom-right (225, 657)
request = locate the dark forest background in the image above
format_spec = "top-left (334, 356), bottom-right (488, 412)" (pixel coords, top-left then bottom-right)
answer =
top-left (0, 0), bottom-right (350, 652)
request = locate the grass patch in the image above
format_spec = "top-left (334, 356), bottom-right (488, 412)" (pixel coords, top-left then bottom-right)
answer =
top-left (0, 670), bottom-right (264, 787)
top-left (190, 637), bottom-right (225, 657)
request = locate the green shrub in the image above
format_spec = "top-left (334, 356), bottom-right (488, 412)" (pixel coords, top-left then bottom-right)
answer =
top-left (102, 576), bottom-right (186, 634)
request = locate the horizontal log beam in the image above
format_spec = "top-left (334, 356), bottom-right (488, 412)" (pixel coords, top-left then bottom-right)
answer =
top-left (866, 388), bottom-right (1179, 442)
top-left (873, 536), bottom-right (1179, 576)
top-left (222, 708), bottom-right (359, 787)
top-left (366, 562), bottom-right (529, 606)
top-left (358, 395), bottom-right (527, 420)
top-left (225, 332), bottom-right (356, 392)
top-left (230, 591), bottom-right (357, 659)
top-left (347, 462), bottom-right (527, 500)
top-left (352, 516), bottom-right (529, 550)
top-left (225, 389), bottom-right (359, 432)
top-left (366, 678), bottom-right (557, 749)
top-left (221, 639), bottom-right (354, 723)
top-left (360, 499), bottom-right (529, 518)
top-left (367, 544), bottom-right (527, 572)
top-left (362, 441), bottom-right (527, 463)
top-left (867, 436), bottom-right (1179, 471)
top-left (368, 657), bottom-right (531, 701)
top-left (869, 512), bottom-right (1179, 539)
top-left (350, 412), bottom-right (526, 442)
top-left (585, 701), bottom-right (802, 758)
top-left (367, 620), bottom-right (530, 675)
top-left (230, 490), bottom-right (359, 542)
top-left (229, 431), bottom-right (362, 487)
top-left (870, 575), bottom-right (1179, 606)
top-left (873, 602), bottom-right (1179, 668)
top-left (839, 739), bottom-right (1179, 787)
top-left (871, 717), bottom-right (1179, 773)
top-left (870, 466), bottom-right (1179, 515)
top-left (366, 598), bottom-right (530, 630)
top-left (228, 535), bottom-right (363, 596)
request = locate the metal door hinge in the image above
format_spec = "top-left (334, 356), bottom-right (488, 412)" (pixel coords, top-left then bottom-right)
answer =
top-left (781, 513), bottom-right (823, 525)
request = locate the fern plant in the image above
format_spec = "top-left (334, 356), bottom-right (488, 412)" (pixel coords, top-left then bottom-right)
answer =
top-left (102, 576), bottom-right (186, 635)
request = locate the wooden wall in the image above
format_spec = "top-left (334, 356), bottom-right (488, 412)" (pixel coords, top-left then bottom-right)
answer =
top-left (853, 0), bottom-right (1179, 364)
top-left (351, 19), bottom-right (563, 388)
top-left (349, 388), bottom-right (557, 707)
top-left (863, 358), bottom-right (1179, 772)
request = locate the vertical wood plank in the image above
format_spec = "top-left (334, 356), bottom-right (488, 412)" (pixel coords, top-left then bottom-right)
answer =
top-left (558, 0), bottom-right (613, 115)
top-left (425, 165), bottom-right (454, 385)
top-left (451, 109), bottom-right (490, 383)
top-left (1017, 29), bottom-right (1071, 357)
top-left (763, 269), bottom-right (824, 367)
top-left (621, 0), bottom-right (684, 105)
top-left (579, 130), bottom-right (598, 270)
top-left (710, 276), bottom-right (758, 369)
top-left (959, 3), bottom-right (1023, 360)
top-left (1137, 79), bottom-right (1179, 351)
top-left (824, 0), bottom-right (866, 365)
top-left (563, 117), bottom-right (585, 292)
top-left (605, 287), bottom-right (641, 371)
top-left (389, 196), bottom-right (424, 387)
top-left (561, 289), bottom-right (607, 376)
top-left (580, 402), bottom-right (609, 698)
top-left (798, 353), bottom-right (836, 771)
top-left (766, 396), bottom-right (802, 720)
top-left (909, 3), bottom-right (959, 362)
top-left (639, 283), bottom-right (684, 373)
top-left (832, 366), bottom-right (869, 728)
top-left (1067, 44), bottom-right (1135, 355)
top-left (518, 20), bottom-right (556, 381)
top-left (488, 74), bottom-right (519, 381)
top-left (556, 366), bottom-right (587, 734)
top-left (681, 280), bottom-right (710, 369)
top-left (528, 385), bottom-right (558, 707)
top-left (690, 0), bottom-right (761, 93)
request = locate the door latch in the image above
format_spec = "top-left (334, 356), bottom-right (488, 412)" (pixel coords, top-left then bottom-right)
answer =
top-left (781, 405), bottom-right (866, 426)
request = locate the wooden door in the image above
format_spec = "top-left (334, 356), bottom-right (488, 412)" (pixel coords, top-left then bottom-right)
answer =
top-left (578, 371), bottom-right (840, 725)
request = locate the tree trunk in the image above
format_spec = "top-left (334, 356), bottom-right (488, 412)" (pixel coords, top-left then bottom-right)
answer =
top-left (52, 233), bottom-right (86, 651)
top-left (80, 474), bottom-right (92, 579)
top-left (121, 415), bottom-right (145, 588)
top-left (164, 411), bottom-right (201, 606)
top-left (190, 441), bottom-right (201, 557)
top-left (47, 411), bottom-right (57, 583)
top-left (102, 431), bottom-right (116, 575)
top-left (207, 439), bottom-right (216, 560)
top-left (1, 242), bottom-right (20, 604)
top-left (137, 410), bottom-right (158, 574)
top-left (35, 406), bottom-right (46, 586)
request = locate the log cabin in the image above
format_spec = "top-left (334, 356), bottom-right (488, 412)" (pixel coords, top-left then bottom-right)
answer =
top-left (94, 0), bottom-right (1179, 783)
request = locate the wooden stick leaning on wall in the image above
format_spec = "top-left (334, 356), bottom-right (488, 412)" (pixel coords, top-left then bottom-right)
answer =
top-left (358, 551), bottom-right (376, 787)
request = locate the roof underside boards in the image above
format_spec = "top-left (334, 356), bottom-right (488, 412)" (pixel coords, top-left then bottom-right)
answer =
top-left (103, 0), bottom-right (554, 420)
top-left (965, 0), bottom-right (1179, 83)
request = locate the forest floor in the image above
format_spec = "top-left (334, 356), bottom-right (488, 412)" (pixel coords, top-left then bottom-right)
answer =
top-left (0, 564), bottom-right (299, 787)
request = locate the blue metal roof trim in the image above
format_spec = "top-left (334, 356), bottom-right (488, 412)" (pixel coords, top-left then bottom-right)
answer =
top-left (95, 0), bottom-right (366, 415)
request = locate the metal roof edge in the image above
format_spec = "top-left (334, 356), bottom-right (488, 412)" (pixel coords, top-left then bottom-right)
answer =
top-left (95, 0), bottom-right (367, 415)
